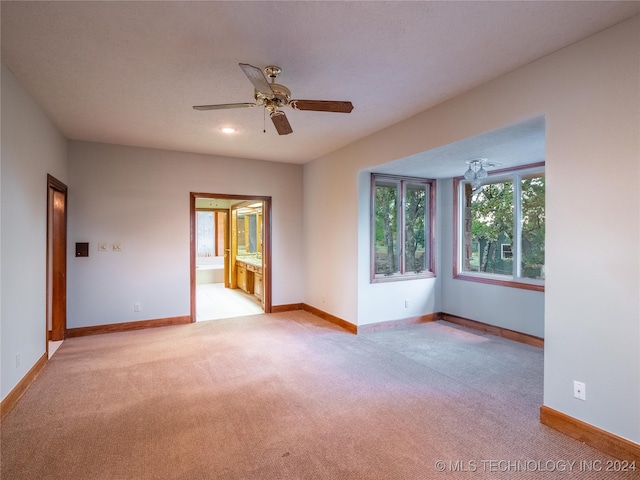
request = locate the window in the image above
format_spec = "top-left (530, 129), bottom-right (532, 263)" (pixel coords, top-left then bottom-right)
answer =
top-left (196, 210), bottom-right (226, 259)
top-left (371, 174), bottom-right (435, 282)
top-left (501, 244), bottom-right (513, 260)
top-left (455, 164), bottom-right (544, 291)
top-left (196, 210), bottom-right (215, 259)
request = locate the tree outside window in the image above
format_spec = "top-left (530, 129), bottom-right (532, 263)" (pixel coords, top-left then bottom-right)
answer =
top-left (372, 174), bottom-right (435, 282)
top-left (465, 180), bottom-right (514, 276)
top-left (520, 174), bottom-right (545, 279)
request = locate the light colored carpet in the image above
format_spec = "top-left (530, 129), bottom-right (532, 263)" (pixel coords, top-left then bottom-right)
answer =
top-left (1, 311), bottom-right (633, 479)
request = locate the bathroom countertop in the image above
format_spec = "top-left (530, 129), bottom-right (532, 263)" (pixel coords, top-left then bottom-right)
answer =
top-left (236, 256), bottom-right (262, 268)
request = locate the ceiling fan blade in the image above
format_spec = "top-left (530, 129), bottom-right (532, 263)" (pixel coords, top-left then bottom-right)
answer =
top-left (289, 100), bottom-right (353, 113)
top-left (239, 63), bottom-right (274, 95)
top-left (193, 103), bottom-right (256, 111)
top-left (270, 111), bottom-right (293, 135)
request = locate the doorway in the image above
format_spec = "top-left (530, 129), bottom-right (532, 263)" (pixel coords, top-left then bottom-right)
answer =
top-left (190, 193), bottom-right (272, 322)
top-left (46, 175), bottom-right (67, 356)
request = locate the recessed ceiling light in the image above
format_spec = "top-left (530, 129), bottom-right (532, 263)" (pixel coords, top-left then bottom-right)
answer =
top-left (220, 127), bottom-right (237, 134)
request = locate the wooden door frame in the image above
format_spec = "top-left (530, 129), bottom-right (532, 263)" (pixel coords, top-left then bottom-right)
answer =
top-left (190, 193), bottom-right (272, 322)
top-left (46, 175), bottom-right (68, 344)
top-left (216, 209), bottom-right (231, 288)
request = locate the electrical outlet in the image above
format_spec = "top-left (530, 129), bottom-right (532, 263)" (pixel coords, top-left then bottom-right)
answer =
top-left (573, 380), bottom-right (586, 401)
top-left (16, 353), bottom-right (21, 368)
top-left (404, 299), bottom-right (409, 308)
top-left (134, 303), bottom-right (141, 312)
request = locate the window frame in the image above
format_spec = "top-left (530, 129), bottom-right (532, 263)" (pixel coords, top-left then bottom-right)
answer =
top-left (196, 208), bottom-right (227, 259)
top-left (453, 162), bottom-right (545, 292)
top-left (370, 173), bottom-right (436, 283)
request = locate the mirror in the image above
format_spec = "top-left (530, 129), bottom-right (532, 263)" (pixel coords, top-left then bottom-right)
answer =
top-left (236, 203), bottom-right (262, 258)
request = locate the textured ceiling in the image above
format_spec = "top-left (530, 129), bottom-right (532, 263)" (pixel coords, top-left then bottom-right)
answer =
top-left (2, 1), bottom-right (639, 167)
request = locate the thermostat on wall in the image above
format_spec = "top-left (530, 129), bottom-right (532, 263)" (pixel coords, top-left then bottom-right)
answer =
top-left (75, 242), bottom-right (89, 257)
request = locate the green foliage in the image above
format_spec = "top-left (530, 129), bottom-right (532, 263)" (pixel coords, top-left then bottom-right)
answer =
top-left (521, 176), bottom-right (545, 277)
top-left (469, 175), bottom-right (545, 278)
top-left (471, 182), bottom-right (514, 243)
top-left (375, 183), bottom-right (398, 274)
top-left (471, 182), bottom-right (513, 273)
top-left (404, 184), bottom-right (426, 272)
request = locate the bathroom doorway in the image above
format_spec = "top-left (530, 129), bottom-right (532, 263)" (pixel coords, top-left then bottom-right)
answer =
top-left (190, 193), bottom-right (272, 322)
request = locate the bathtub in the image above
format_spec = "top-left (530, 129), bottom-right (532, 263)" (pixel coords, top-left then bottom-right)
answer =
top-left (196, 258), bottom-right (224, 284)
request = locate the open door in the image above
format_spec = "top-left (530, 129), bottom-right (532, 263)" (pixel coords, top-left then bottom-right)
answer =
top-left (47, 175), bottom-right (67, 343)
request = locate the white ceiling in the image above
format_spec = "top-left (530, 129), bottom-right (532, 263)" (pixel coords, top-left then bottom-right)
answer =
top-left (2, 1), bottom-right (639, 170)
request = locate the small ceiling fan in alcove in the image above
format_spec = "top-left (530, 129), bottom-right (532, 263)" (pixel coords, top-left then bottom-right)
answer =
top-left (193, 63), bottom-right (354, 135)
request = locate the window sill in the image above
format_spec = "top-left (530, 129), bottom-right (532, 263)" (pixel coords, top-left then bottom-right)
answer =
top-left (372, 271), bottom-right (436, 284)
top-left (454, 273), bottom-right (544, 292)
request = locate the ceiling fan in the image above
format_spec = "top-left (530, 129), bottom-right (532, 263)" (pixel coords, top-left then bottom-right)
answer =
top-left (193, 63), bottom-right (354, 135)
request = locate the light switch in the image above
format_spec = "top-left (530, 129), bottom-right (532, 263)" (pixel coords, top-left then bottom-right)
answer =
top-left (112, 242), bottom-right (123, 252)
top-left (98, 243), bottom-right (109, 252)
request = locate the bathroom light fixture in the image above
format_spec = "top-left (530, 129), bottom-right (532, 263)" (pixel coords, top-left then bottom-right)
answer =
top-left (464, 158), bottom-right (494, 189)
top-left (220, 127), bottom-right (237, 134)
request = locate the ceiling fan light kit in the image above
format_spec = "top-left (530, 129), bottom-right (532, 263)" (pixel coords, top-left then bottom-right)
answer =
top-left (193, 63), bottom-right (354, 135)
top-left (464, 158), bottom-right (501, 189)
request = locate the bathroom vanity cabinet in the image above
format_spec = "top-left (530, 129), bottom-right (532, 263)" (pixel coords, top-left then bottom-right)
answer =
top-left (236, 259), bottom-right (263, 301)
top-left (236, 261), bottom-right (252, 294)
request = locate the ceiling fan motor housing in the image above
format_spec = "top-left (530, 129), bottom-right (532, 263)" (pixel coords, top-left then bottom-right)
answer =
top-left (255, 83), bottom-right (291, 110)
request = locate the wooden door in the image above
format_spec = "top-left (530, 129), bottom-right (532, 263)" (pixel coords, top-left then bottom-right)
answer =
top-left (48, 175), bottom-right (67, 341)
